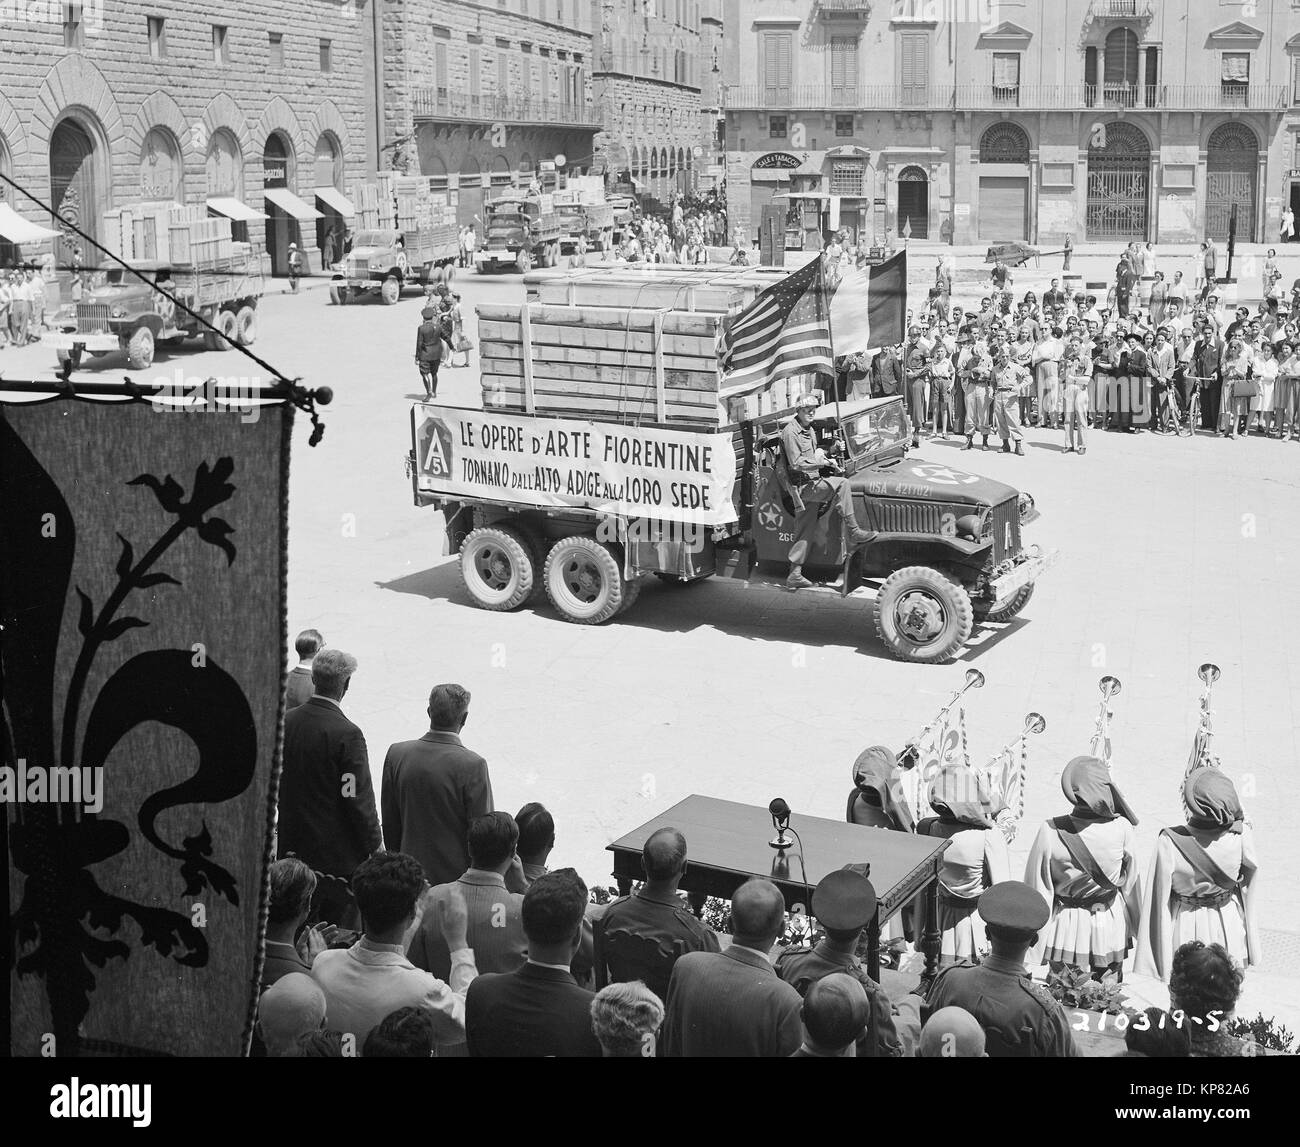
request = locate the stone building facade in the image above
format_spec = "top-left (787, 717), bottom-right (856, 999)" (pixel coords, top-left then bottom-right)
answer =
top-left (388, 0), bottom-right (602, 228)
top-left (721, 0), bottom-right (1297, 248)
top-left (0, 1), bottom-right (372, 275)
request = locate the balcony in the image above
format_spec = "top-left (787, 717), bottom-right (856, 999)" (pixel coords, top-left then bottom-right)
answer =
top-left (411, 89), bottom-right (603, 128)
top-left (815, 0), bottom-right (872, 14)
top-left (723, 82), bottom-right (1287, 112)
top-left (1086, 0), bottom-right (1153, 19)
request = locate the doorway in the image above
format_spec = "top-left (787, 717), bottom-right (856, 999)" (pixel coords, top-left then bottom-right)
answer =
top-left (50, 117), bottom-right (100, 267)
top-left (897, 166), bottom-right (929, 240)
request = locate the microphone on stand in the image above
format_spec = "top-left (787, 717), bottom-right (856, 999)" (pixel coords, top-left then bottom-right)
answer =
top-left (768, 798), bottom-right (792, 851)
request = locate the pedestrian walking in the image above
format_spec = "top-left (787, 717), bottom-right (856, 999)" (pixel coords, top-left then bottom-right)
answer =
top-left (287, 242), bottom-right (304, 293)
top-left (1061, 341), bottom-right (1090, 454)
top-left (448, 292), bottom-right (472, 369)
top-left (1281, 205), bottom-right (1295, 244)
top-left (415, 305), bottom-right (447, 399)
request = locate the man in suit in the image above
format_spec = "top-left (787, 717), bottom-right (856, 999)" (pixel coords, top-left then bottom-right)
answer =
top-left (599, 828), bottom-right (720, 996)
top-left (278, 649), bottom-right (382, 927)
top-left (408, 811), bottom-right (527, 982)
top-left (285, 628), bottom-right (323, 711)
top-left (790, 973), bottom-right (872, 1058)
top-left (659, 877), bottom-right (803, 1057)
top-left (464, 869), bottom-right (601, 1057)
top-left (515, 802), bottom-right (555, 887)
top-left (381, 683), bottom-right (493, 887)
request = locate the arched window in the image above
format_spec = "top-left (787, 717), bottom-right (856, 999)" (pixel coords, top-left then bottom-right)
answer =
top-left (313, 132), bottom-right (342, 190)
top-left (140, 126), bottom-right (184, 201)
top-left (979, 122), bottom-right (1030, 165)
top-left (205, 128), bottom-right (243, 199)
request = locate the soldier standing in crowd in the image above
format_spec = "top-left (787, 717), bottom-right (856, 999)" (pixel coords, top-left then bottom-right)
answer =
top-left (959, 330), bottom-right (994, 451)
top-left (903, 325), bottom-right (932, 448)
top-left (991, 342), bottom-right (1027, 455)
top-left (415, 305), bottom-right (447, 400)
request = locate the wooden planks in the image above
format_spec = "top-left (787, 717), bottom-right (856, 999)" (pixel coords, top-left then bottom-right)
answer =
top-left (478, 319), bottom-right (718, 360)
top-left (478, 302), bottom-right (722, 339)
top-left (483, 387), bottom-right (720, 426)
top-left (479, 356), bottom-right (716, 393)
top-left (478, 339), bottom-right (715, 375)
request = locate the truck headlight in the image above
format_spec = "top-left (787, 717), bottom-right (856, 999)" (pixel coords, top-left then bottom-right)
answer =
top-left (110, 304), bottom-right (125, 318)
top-left (956, 514), bottom-right (983, 541)
top-left (1018, 492), bottom-right (1035, 521)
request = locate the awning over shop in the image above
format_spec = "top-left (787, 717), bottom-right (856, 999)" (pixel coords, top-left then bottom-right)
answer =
top-left (263, 188), bottom-right (323, 221)
top-left (0, 204), bottom-right (61, 243)
top-left (313, 186), bottom-right (355, 218)
top-left (207, 197), bottom-right (269, 222)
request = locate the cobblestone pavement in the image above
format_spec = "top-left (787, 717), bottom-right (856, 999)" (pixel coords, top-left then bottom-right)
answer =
top-left (11, 247), bottom-right (1297, 1026)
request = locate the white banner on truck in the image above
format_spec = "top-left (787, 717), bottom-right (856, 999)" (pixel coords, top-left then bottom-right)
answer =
top-left (413, 405), bottom-right (737, 525)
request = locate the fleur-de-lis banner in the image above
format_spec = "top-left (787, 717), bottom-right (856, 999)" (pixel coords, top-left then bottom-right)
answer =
top-left (1, 397), bottom-right (291, 1057)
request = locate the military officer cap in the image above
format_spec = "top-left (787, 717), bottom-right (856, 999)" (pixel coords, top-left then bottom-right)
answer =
top-left (978, 881), bottom-right (1049, 932)
top-left (812, 869), bottom-right (877, 932)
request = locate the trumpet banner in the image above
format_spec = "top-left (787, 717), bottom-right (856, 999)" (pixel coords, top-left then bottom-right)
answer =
top-left (906, 705), bottom-right (971, 825)
top-left (987, 740), bottom-right (1029, 844)
top-left (1, 397), bottom-right (290, 1056)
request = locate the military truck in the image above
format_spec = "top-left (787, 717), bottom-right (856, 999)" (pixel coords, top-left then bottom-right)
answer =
top-left (407, 393), bottom-right (1055, 663)
top-left (47, 251), bottom-right (264, 371)
top-left (475, 196), bottom-right (565, 273)
top-left (330, 224), bottom-right (461, 305)
top-left (556, 200), bottom-right (617, 256)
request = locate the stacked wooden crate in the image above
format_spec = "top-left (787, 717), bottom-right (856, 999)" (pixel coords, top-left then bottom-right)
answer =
top-left (349, 182), bottom-right (387, 229)
top-left (478, 302), bottom-right (724, 429)
top-left (103, 202), bottom-right (179, 262)
top-left (168, 214), bottom-right (233, 266)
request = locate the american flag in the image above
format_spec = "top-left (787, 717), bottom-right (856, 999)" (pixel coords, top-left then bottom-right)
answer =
top-left (718, 257), bottom-right (835, 399)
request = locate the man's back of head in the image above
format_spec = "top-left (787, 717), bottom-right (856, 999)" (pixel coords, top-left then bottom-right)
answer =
top-left (515, 802), bottom-right (555, 864)
top-left (467, 811), bottom-right (519, 872)
top-left (521, 868), bottom-right (588, 953)
top-left (730, 878), bottom-right (787, 952)
top-left (641, 827), bottom-right (687, 886)
top-left (801, 973), bottom-right (869, 1055)
top-left (295, 628), bottom-right (324, 662)
top-left (311, 648), bottom-right (357, 701)
top-left (351, 852), bottom-right (426, 940)
top-left (363, 1006), bottom-right (438, 1057)
top-left (259, 973), bottom-right (326, 1056)
top-left (428, 683), bottom-right (470, 732)
top-left (920, 1006), bottom-right (987, 1058)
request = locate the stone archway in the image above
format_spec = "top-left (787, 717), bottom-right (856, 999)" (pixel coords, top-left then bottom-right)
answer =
top-left (1206, 122), bottom-right (1258, 243)
top-left (1085, 120), bottom-right (1150, 241)
top-left (50, 115), bottom-right (106, 264)
top-left (897, 165), bottom-right (929, 239)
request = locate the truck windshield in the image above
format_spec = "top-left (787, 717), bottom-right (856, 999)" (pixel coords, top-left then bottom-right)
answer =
top-left (840, 402), bottom-right (909, 457)
top-left (351, 231), bottom-right (395, 247)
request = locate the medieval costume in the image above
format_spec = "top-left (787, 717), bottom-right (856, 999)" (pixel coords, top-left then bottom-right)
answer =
top-left (1134, 770), bottom-right (1259, 982)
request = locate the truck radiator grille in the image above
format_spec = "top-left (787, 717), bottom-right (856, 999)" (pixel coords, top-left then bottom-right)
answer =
top-left (987, 498), bottom-right (1021, 563)
top-left (870, 501), bottom-right (944, 534)
top-left (75, 304), bottom-right (112, 334)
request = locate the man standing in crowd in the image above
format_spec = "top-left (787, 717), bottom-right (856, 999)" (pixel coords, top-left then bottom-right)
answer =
top-left (959, 330), bottom-right (994, 451)
top-left (381, 683), bottom-right (494, 888)
top-left (465, 869), bottom-right (602, 1057)
top-left (660, 877), bottom-right (803, 1057)
top-left (415, 305), bottom-right (446, 399)
top-left (923, 881), bottom-right (1081, 1057)
top-left (790, 974), bottom-right (873, 1058)
top-left (279, 648), bottom-right (382, 927)
top-left (776, 870), bottom-right (903, 1057)
top-left (990, 343), bottom-right (1027, 455)
top-left (285, 628), bottom-right (324, 711)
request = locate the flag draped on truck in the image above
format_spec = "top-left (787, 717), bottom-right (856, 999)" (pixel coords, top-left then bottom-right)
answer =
top-left (717, 256), bottom-right (835, 400)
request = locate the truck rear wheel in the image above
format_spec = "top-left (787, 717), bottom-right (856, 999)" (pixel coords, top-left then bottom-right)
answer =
top-left (235, 306), bottom-right (257, 346)
top-left (543, 536), bottom-right (627, 625)
top-left (459, 526), bottom-right (536, 612)
top-left (972, 583), bottom-right (1034, 623)
top-left (381, 276), bottom-right (401, 305)
top-left (216, 310), bottom-right (238, 350)
top-left (873, 566), bottom-right (973, 664)
top-left (126, 327), bottom-right (155, 370)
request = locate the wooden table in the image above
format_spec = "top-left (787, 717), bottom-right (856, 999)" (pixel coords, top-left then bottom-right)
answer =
top-left (607, 795), bottom-right (950, 981)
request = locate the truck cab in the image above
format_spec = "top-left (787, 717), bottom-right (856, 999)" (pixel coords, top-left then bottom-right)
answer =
top-left (476, 197), bottom-right (560, 273)
top-left (50, 260), bottom-right (178, 370)
top-left (338, 229), bottom-right (407, 301)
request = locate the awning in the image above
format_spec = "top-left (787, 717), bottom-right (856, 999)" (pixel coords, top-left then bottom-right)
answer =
top-left (0, 204), bottom-right (61, 243)
top-left (313, 186), bottom-right (355, 218)
top-left (207, 197), bottom-right (269, 222)
top-left (263, 188), bottom-right (323, 221)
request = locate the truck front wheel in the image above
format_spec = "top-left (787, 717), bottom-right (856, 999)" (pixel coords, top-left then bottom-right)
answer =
top-left (381, 275), bottom-right (401, 305)
top-left (874, 566), bottom-right (973, 664)
top-left (972, 583), bottom-right (1034, 623)
top-left (516, 250), bottom-right (531, 274)
top-left (216, 310), bottom-right (238, 350)
top-left (126, 327), bottom-right (156, 370)
top-left (459, 526), bottom-right (536, 611)
top-left (543, 536), bottom-right (627, 624)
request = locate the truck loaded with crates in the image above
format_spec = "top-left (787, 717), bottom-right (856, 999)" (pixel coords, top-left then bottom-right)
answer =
top-left (330, 175), bottom-right (461, 304)
top-left (47, 203), bottom-right (265, 371)
top-left (406, 264), bottom-right (1057, 663)
top-left (475, 194), bottom-right (565, 273)
top-left (552, 177), bottom-right (617, 256)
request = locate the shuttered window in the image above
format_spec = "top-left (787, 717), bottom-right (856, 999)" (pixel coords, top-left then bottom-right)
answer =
top-left (435, 42), bottom-right (448, 99)
top-left (830, 36), bottom-right (857, 105)
top-left (830, 161), bottom-right (864, 196)
top-left (498, 53), bottom-right (510, 100)
top-left (899, 32), bottom-right (929, 105)
top-left (763, 32), bottom-right (792, 103)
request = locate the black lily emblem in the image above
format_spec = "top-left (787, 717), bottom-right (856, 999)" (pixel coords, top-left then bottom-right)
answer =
top-left (2, 421), bottom-right (259, 1055)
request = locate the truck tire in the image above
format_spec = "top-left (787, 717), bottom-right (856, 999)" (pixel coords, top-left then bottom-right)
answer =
top-left (617, 576), bottom-right (642, 615)
top-left (380, 275), bottom-right (401, 305)
top-left (873, 565), bottom-right (973, 664)
top-left (459, 525), bottom-right (536, 612)
top-left (328, 280), bottom-right (344, 305)
top-left (235, 306), bottom-right (258, 346)
top-left (431, 264), bottom-right (446, 285)
top-left (125, 327), bottom-right (155, 370)
top-left (56, 345), bottom-right (83, 370)
top-left (543, 536), bottom-right (627, 625)
top-left (216, 310), bottom-right (238, 350)
top-left (517, 250), bottom-right (531, 274)
top-left (972, 583), bottom-right (1034, 623)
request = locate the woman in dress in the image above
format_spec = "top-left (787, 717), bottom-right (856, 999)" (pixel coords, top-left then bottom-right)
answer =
top-left (1219, 336), bottom-right (1253, 438)
top-left (1024, 756), bottom-right (1141, 979)
top-left (447, 292), bottom-right (473, 368)
top-left (1251, 337), bottom-right (1277, 436)
top-left (1135, 770), bottom-right (1259, 982)
top-left (1277, 339), bottom-right (1300, 440)
top-left (915, 766), bottom-right (1010, 967)
top-left (1148, 270), bottom-right (1167, 328)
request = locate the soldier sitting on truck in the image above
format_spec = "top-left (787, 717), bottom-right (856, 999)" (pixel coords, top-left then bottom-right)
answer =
top-left (780, 392), bottom-right (878, 591)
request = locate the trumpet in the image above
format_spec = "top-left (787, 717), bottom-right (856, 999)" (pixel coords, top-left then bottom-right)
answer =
top-left (1090, 675), bottom-right (1122, 766)
top-left (1183, 664), bottom-right (1221, 809)
top-left (987, 712), bottom-right (1047, 767)
top-left (898, 668), bottom-right (984, 769)
top-left (986, 713), bottom-right (1046, 843)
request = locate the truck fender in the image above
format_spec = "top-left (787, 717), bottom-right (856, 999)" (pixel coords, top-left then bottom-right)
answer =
top-left (444, 502), bottom-right (473, 555)
top-left (132, 314), bottom-right (165, 338)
